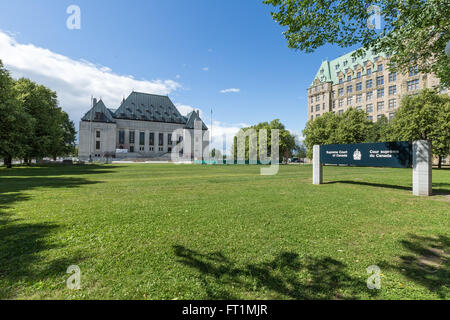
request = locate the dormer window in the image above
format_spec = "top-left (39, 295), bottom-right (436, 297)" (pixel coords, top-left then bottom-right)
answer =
top-left (95, 112), bottom-right (102, 120)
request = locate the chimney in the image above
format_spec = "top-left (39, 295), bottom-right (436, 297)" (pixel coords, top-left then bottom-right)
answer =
top-left (93, 98), bottom-right (97, 106)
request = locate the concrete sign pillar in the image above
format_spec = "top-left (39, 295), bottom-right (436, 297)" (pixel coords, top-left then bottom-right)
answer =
top-left (313, 145), bottom-right (323, 185)
top-left (413, 140), bottom-right (432, 196)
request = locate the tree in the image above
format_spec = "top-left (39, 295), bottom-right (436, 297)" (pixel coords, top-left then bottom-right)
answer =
top-left (303, 108), bottom-right (372, 158)
top-left (48, 110), bottom-right (77, 160)
top-left (390, 89), bottom-right (450, 168)
top-left (365, 114), bottom-right (393, 143)
top-left (294, 142), bottom-right (307, 158)
top-left (0, 61), bottom-right (33, 168)
top-left (264, 0), bottom-right (450, 87)
top-left (232, 119), bottom-right (297, 163)
top-left (14, 78), bottom-right (76, 162)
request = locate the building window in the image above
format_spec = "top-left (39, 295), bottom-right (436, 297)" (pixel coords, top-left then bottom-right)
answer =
top-left (356, 94), bottom-right (362, 103)
top-left (129, 131), bottom-right (135, 144)
top-left (149, 132), bottom-right (154, 145)
top-left (332, 101), bottom-right (336, 109)
top-left (377, 114), bottom-right (382, 121)
top-left (168, 133), bottom-right (172, 145)
top-left (376, 75), bottom-right (384, 86)
top-left (347, 96), bottom-right (353, 105)
top-left (316, 95), bottom-right (320, 102)
top-left (119, 130), bottom-right (125, 144)
top-left (377, 88), bottom-right (385, 98)
top-left (338, 110), bottom-right (344, 115)
top-left (139, 146), bottom-right (145, 151)
top-left (367, 68), bottom-right (372, 75)
top-left (409, 66), bottom-right (418, 76)
top-left (96, 141), bottom-right (100, 150)
top-left (389, 72), bottom-right (397, 82)
top-left (377, 101), bottom-right (385, 111)
top-left (95, 112), bottom-right (102, 120)
top-left (366, 79), bottom-right (373, 89)
top-left (377, 64), bottom-right (383, 72)
top-left (338, 99), bottom-right (344, 107)
top-left (356, 106), bottom-right (362, 111)
top-left (159, 147), bottom-right (163, 152)
top-left (338, 88), bottom-right (344, 96)
top-left (322, 103), bottom-right (326, 110)
top-left (96, 130), bottom-right (100, 138)
top-left (407, 79), bottom-right (419, 91)
top-left (316, 105), bottom-right (320, 112)
top-left (356, 82), bottom-right (362, 91)
top-left (389, 112), bottom-right (395, 121)
top-left (339, 78), bottom-right (343, 84)
top-left (357, 71), bottom-right (361, 79)
top-left (389, 85), bottom-right (397, 95)
top-left (347, 85), bottom-right (353, 94)
top-left (367, 115), bottom-right (373, 121)
top-left (366, 91), bottom-right (373, 101)
top-left (311, 115), bottom-right (314, 120)
top-left (366, 104), bottom-right (373, 113)
top-left (159, 133), bottom-right (164, 146)
top-left (347, 75), bottom-right (352, 82)
top-left (389, 98), bottom-right (397, 109)
top-left (139, 132), bottom-right (145, 146)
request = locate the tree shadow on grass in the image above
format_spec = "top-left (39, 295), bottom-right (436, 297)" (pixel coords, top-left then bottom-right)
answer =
top-left (325, 180), bottom-right (450, 196)
top-left (0, 174), bottom-right (104, 299)
top-left (0, 164), bottom-right (121, 177)
top-left (173, 245), bottom-right (369, 300)
top-left (378, 234), bottom-right (449, 299)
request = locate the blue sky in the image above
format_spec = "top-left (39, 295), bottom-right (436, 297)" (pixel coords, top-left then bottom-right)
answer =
top-left (0, 0), bottom-right (357, 145)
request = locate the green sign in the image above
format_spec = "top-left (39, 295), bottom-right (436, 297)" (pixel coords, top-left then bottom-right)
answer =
top-left (320, 142), bottom-right (412, 168)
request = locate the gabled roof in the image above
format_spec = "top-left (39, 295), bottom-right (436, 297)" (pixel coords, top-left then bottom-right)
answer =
top-left (311, 49), bottom-right (388, 86)
top-left (185, 110), bottom-right (208, 130)
top-left (81, 99), bottom-right (116, 123)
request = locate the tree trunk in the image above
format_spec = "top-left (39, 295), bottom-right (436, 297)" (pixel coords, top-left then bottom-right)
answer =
top-left (438, 155), bottom-right (442, 169)
top-left (5, 155), bottom-right (12, 168)
top-left (53, 155), bottom-right (57, 161)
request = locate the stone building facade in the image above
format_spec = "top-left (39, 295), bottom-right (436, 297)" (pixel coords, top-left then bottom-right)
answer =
top-left (78, 92), bottom-right (209, 161)
top-left (308, 49), bottom-right (446, 121)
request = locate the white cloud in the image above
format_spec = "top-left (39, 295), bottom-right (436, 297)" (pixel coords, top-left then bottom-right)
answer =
top-left (174, 103), bottom-right (203, 118)
top-left (202, 67), bottom-right (209, 71)
top-left (175, 102), bottom-right (247, 154)
top-left (220, 88), bottom-right (240, 94)
top-left (0, 31), bottom-right (181, 125)
top-left (208, 120), bottom-right (248, 154)
top-left (175, 74), bottom-right (181, 79)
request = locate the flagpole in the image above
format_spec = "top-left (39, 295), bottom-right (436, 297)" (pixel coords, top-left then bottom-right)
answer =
top-left (210, 108), bottom-right (213, 152)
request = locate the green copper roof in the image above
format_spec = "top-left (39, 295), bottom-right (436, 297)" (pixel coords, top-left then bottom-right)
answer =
top-left (312, 49), bottom-right (388, 86)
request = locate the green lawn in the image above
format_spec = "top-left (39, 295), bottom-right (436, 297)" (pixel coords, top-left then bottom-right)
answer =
top-left (0, 164), bottom-right (448, 300)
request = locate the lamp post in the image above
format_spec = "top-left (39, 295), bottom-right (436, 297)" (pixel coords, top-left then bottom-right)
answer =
top-left (446, 40), bottom-right (450, 58)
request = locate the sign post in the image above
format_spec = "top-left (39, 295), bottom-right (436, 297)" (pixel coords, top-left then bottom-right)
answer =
top-left (412, 140), bottom-right (432, 196)
top-left (312, 141), bottom-right (432, 196)
top-left (313, 145), bottom-right (322, 185)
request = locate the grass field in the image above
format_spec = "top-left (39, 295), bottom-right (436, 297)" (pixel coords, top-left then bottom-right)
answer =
top-left (0, 164), bottom-right (448, 300)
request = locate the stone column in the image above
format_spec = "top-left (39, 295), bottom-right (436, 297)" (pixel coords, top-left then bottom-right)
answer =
top-left (413, 140), bottom-right (432, 196)
top-left (313, 145), bottom-right (323, 185)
